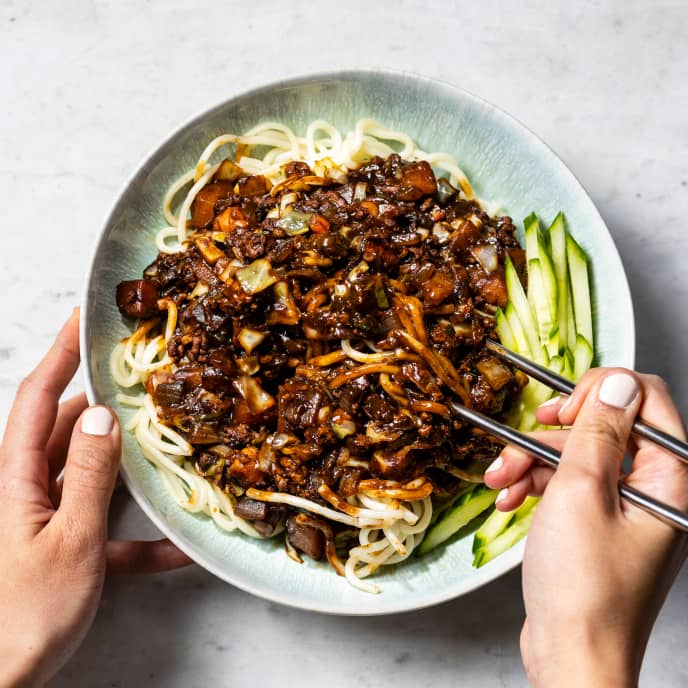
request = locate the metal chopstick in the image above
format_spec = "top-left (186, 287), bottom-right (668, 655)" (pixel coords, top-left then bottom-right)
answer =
top-left (485, 339), bottom-right (688, 466)
top-left (447, 400), bottom-right (688, 533)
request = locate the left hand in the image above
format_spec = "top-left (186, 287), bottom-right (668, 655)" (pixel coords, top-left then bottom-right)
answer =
top-left (0, 310), bottom-right (192, 687)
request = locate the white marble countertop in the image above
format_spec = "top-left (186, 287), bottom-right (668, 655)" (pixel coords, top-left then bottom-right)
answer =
top-left (1, 1), bottom-right (687, 685)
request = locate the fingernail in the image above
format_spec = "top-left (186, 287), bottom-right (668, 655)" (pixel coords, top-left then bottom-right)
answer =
top-left (538, 395), bottom-right (562, 409)
top-left (496, 488), bottom-right (509, 504)
top-left (485, 456), bottom-right (503, 473)
top-left (82, 406), bottom-right (114, 436)
top-left (598, 373), bottom-right (639, 409)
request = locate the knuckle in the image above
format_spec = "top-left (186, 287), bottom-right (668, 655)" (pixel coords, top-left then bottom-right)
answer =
top-left (68, 445), bottom-right (113, 491)
top-left (18, 371), bottom-right (58, 398)
top-left (645, 373), bottom-right (670, 393)
top-left (578, 417), bottom-right (628, 454)
top-left (17, 373), bottom-right (37, 395)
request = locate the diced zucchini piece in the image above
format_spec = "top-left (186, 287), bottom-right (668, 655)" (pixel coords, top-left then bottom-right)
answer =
top-left (473, 497), bottom-right (539, 568)
top-left (418, 486), bottom-right (497, 555)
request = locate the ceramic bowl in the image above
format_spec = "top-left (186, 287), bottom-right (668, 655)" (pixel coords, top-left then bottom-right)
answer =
top-left (82, 70), bottom-right (635, 615)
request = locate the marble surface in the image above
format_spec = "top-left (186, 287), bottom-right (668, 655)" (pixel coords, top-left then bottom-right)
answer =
top-left (0, 1), bottom-right (687, 685)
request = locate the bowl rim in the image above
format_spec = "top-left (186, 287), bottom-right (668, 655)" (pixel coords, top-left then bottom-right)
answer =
top-left (81, 67), bottom-right (635, 615)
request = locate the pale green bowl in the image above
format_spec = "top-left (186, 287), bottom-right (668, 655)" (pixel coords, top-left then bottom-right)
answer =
top-left (82, 70), bottom-right (634, 615)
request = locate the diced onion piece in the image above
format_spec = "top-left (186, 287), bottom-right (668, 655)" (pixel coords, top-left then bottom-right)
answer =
top-left (276, 210), bottom-right (312, 235)
top-left (214, 159), bottom-right (244, 183)
top-left (193, 236), bottom-right (225, 265)
top-left (188, 282), bottom-right (210, 299)
top-left (332, 419), bottom-right (357, 439)
top-left (217, 258), bottom-right (244, 284)
top-left (334, 283), bottom-right (349, 298)
top-left (236, 356), bottom-right (260, 375)
top-left (236, 259), bottom-right (279, 294)
top-left (452, 321), bottom-right (473, 337)
top-left (347, 260), bottom-right (369, 280)
top-left (233, 375), bottom-right (275, 414)
top-left (257, 441), bottom-right (274, 473)
top-left (471, 244), bottom-right (498, 273)
top-left (280, 192), bottom-right (298, 212)
top-left (353, 182), bottom-right (367, 201)
top-left (238, 328), bottom-right (266, 353)
top-left (366, 424), bottom-right (402, 442)
top-left (432, 222), bottom-right (451, 244)
top-left (267, 281), bottom-right (300, 325)
top-left (271, 433), bottom-right (290, 449)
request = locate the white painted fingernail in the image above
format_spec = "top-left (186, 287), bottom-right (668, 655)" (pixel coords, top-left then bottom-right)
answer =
top-left (496, 488), bottom-right (509, 504)
top-left (538, 395), bottom-right (562, 409)
top-left (82, 406), bottom-right (114, 436)
top-left (485, 456), bottom-right (503, 473)
top-left (598, 373), bottom-right (639, 409)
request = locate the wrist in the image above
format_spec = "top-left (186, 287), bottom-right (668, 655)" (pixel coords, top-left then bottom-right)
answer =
top-left (523, 626), bottom-right (640, 688)
top-left (0, 639), bottom-right (48, 688)
top-left (0, 655), bottom-right (36, 688)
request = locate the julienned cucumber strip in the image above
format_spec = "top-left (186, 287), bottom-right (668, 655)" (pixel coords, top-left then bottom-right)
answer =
top-left (473, 497), bottom-right (539, 568)
top-left (562, 347), bottom-right (575, 381)
top-left (504, 257), bottom-right (547, 365)
top-left (469, 211), bottom-right (595, 568)
top-left (523, 212), bottom-right (540, 266)
top-left (547, 212), bottom-right (569, 354)
top-left (419, 486), bottom-right (497, 555)
top-left (573, 334), bottom-right (594, 382)
top-left (524, 217), bottom-right (559, 358)
top-left (566, 234), bottom-right (594, 348)
top-left (472, 505), bottom-right (516, 553)
top-left (528, 259), bottom-right (558, 359)
top-left (494, 307), bottom-right (517, 352)
top-left (504, 302), bottom-right (530, 355)
top-left (518, 355), bottom-right (564, 431)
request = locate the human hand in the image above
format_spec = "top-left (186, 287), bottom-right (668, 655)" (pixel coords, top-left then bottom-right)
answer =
top-left (0, 310), bottom-right (192, 687)
top-left (484, 368), bottom-right (688, 687)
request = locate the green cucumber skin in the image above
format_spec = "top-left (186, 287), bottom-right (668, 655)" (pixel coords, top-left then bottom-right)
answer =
top-left (473, 212), bottom-right (594, 568)
top-left (573, 334), bottom-right (594, 381)
top-left (472, 507), bottom-right (515, 553)
top-left (547, 212), bottom-right (568, 354)
top-left (473, 497), bottom-right (539, 568)
top-left (494, 307), bottom-right (517, 351)
top-left (418, 487), bottom-right (497, 555)
top-left (566, 234), bottom-right (594, 348)
top-left (504, 257), bottom-right (546, 364)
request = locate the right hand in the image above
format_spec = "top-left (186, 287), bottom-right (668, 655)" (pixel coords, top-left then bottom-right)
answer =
top-left (484, 369), bottom-right (688, 687)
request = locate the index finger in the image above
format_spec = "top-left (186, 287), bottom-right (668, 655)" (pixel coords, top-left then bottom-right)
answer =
top-left (2, 309), bottom-right (81, 459)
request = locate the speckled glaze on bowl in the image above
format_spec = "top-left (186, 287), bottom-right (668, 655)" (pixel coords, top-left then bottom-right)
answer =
top-left (81, 70), bottom-right (634, 615)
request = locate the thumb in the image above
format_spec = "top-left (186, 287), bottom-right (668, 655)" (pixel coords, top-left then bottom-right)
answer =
top-left (557, 369), bottom-right (642, 498)
top-left (56, 405), bottom-right (121, 540)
